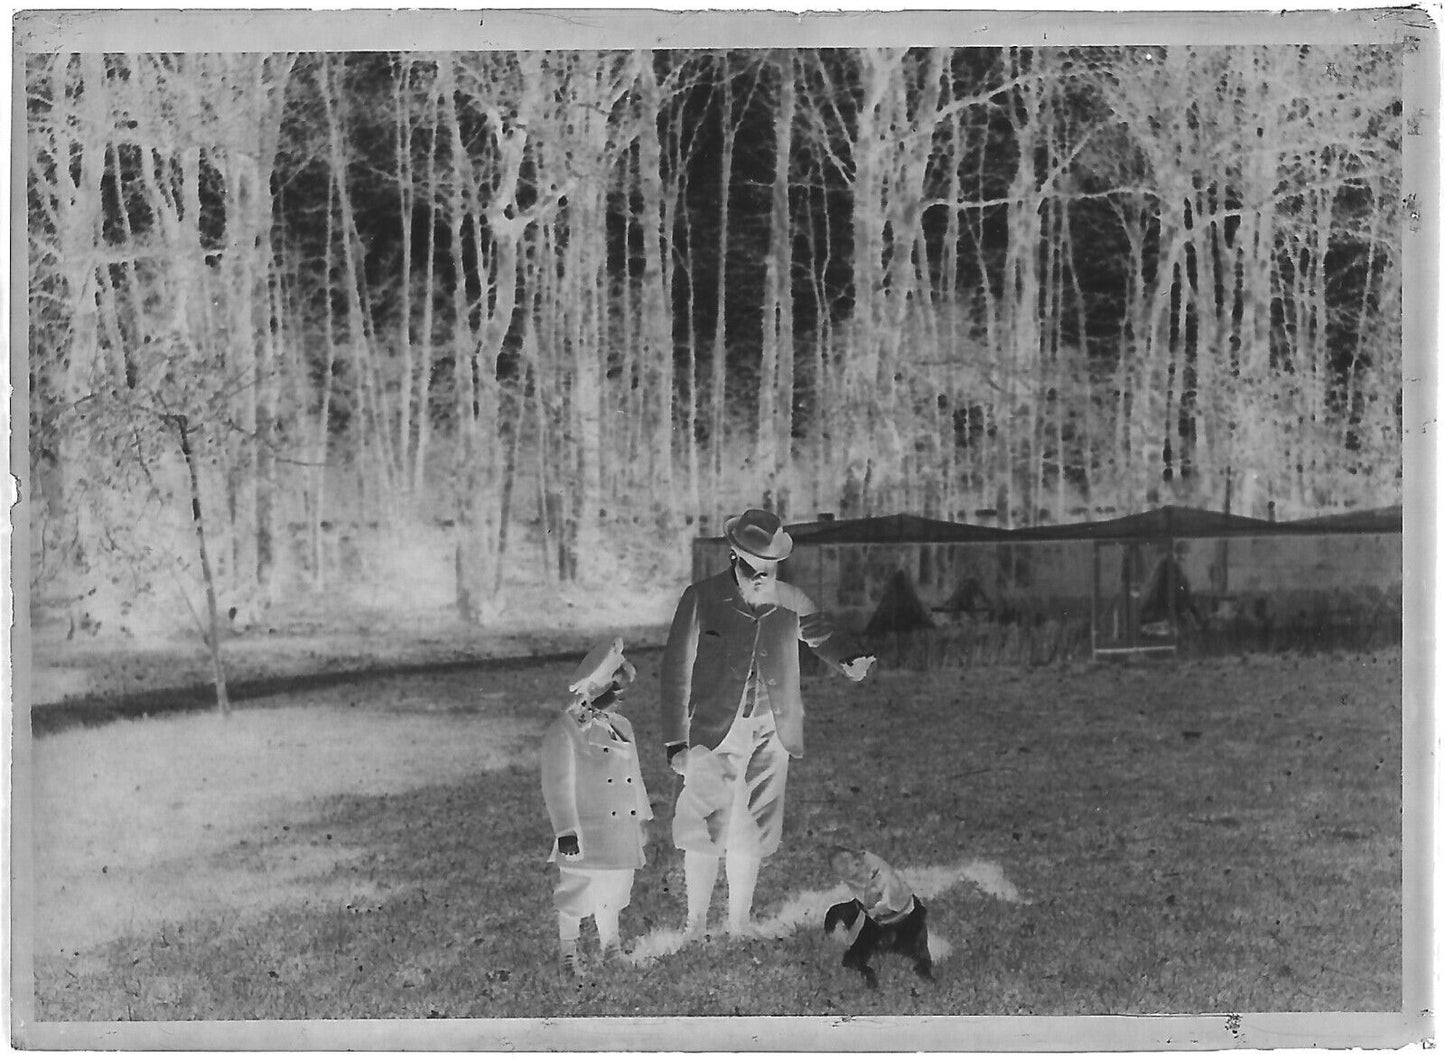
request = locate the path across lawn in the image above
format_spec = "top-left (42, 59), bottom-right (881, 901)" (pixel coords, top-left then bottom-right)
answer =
top-left (30, 685), bottom-right (540, 956)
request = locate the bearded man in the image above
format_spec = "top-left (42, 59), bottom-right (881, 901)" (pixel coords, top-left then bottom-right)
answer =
top-left (661, 508), bottom-right (874, 939)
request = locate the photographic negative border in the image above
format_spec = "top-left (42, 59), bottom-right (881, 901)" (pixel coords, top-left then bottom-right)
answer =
top-left (7, 5), bottom-right (1436, 1051)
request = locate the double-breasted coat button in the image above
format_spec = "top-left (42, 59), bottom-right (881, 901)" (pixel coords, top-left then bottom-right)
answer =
top-left (629, 810), bottom-right (637, 816)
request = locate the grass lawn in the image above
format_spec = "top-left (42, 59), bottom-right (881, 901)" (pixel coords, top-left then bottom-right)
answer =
top-left (27, 648), bottom-right (1402, 1020)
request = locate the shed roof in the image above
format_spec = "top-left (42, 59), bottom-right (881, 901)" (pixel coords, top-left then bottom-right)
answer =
top-left (1009, 505), bottom-right (1278, 542)
top-left (1274, 505), bottom-right (1403, 534)
top-left (695, 503), bottom-right (1401, 548)
top-left (786, 512), bottom-right (1012, 545)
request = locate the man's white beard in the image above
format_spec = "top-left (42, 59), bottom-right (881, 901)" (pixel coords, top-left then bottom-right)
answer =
top-left (738, 575), bottom-right (778, 607)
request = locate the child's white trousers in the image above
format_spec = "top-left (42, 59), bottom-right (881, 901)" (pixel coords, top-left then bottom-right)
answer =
top-left (553, 866), bottom-right (635, 922)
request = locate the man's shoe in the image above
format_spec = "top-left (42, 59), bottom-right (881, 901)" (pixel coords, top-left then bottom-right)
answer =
top-left (727, 918), bottom-right (762, 939)
top-left (600, 940), bottom-right (625, 965)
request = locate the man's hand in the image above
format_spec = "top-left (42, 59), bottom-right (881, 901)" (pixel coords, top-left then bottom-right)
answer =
top-left (557, 833), bottom-right (580, 857)
top-left (668, 745), bottom-right (691, 776)
top-left (840, 654), bottom-right (876, 682)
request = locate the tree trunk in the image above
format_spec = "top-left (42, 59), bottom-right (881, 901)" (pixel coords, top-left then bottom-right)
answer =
top-left (169, 414), bottom-right (230, 716)
top-left (311, 179), bottom-right (339, 589)
top-left (710, 52), bottom-right (735, 522)
top-left (846, 49), bottom-right (893, 498)
top-left (671, 103), bottom-right (703, 527)
top-left (42, 54), bottom-right (108, 577)
top-left (394, 56), bottom-right (418, 502)
top-left (758, 51), bottom-right (796, 495)
top-left (494, 387), bottom-right (523, 598)
top-left (438, 60), bottom-right (483, 619)
top-left (571, 178), bottom-right (607, 579)
top-left (413, 78), bottom-right (441, 498)
top-left (635, 57), bottom-right (676, 539)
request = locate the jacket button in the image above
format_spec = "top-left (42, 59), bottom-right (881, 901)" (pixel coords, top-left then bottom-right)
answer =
top-left (760, 650), bottom-right (768, 657)
top-left (611, 810), bottom-right (617, 816)
top-left (768, 678), bottom-right (778, 686)
top-left (602, 748), bottom-right (609, 753)
top-left (626, 777), bottom-right (632, 783)
top-left (629, 810), bottom-right (637, 816)
top-left (607, 778), bottom-right (613, 784)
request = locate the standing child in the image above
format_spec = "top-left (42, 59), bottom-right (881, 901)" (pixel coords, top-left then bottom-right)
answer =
top-left (540, 637), bottom-right (653, 975)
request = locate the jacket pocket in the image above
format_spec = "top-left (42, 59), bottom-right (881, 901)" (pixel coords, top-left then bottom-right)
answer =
top-left (692, 640), bottom-right (725, 680)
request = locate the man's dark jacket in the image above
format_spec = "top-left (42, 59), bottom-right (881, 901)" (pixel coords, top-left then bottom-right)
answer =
top-left (661, 569), bottom-right (851, 758)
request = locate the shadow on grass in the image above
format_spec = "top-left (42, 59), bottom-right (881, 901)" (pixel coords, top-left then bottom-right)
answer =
top-left (30, 647), bottom-right (666, 735)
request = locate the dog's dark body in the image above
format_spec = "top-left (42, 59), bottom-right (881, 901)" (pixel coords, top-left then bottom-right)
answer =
top-left (824, 897), bottom-right (933, 988)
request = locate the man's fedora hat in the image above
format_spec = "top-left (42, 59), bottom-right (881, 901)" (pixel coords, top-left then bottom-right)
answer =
top-left (724, 508), bottom-right (794, 562)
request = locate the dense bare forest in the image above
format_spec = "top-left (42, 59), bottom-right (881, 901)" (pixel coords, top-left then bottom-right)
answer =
top-left (26, 46), bottom-right (1403, 628)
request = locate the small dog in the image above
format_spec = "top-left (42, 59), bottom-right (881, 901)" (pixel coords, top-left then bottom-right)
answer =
top-left (824, 847), bottom-right (934, 989)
